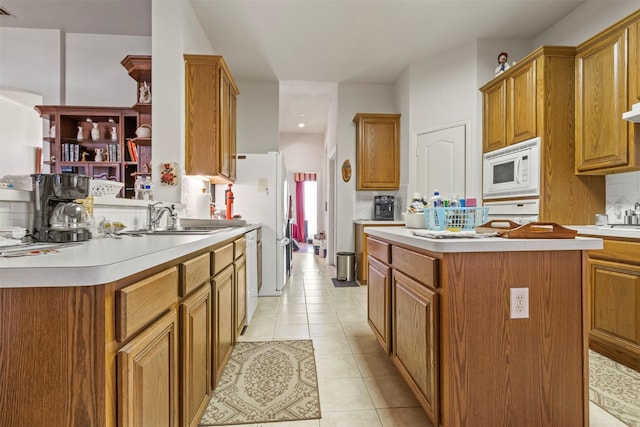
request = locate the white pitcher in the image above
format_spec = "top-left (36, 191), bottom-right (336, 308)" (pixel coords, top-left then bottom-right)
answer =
top-left (91, 123), bottom-right (100, 140)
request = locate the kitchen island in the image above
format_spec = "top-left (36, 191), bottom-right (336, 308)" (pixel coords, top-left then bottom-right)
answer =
top-left (0, 226), bottom-right (257, 427)
top-left (364, 226), bottom-right (602, 427)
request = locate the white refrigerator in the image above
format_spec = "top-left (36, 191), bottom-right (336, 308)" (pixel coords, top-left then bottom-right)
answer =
top-left (232, 152), bottom-right (289, 296)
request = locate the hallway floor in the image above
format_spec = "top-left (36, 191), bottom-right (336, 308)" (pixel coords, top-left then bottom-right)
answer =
top-left (236, 251), bottom-right (633, 427)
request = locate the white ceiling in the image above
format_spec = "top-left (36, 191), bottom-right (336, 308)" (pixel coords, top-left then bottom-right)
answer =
top-left (1, 0), bottom-right (589, 135)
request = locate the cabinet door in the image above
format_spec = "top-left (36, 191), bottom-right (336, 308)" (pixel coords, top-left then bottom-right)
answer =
top-left (219, 70), bottom-right (237, 181)
top-left (367, 255), bottom-right (392, 354)
top-left (392, 269), bottom-right (439, 425)
top-left (507, 60), bottom-right (537, 144)
top-left (353, 113), bottom-right (401, 190)
top-left (576, 29), bottom-right (630, 172)
top-left (234, 254), bottom-right (247, 338)
top-left (212, 264), bottom-right (235, 388)
top-left (180, 285), bottom-right (212, 427)
top-left (118, 309), bottom-right (179, 427)
top-left (588, 258), bottom-right (640, 371)
top-left (482, 79), bottom-right (507, 153)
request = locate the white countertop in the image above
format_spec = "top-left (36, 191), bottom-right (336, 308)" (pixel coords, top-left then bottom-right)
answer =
top-left (568, 225), bottom-right (640, 239)
top-left (0, 225), bottom-right (257, 288)
top-left (354, 219), bottom-right (405, 225)
top-left (365, 226), bottom-right (602, 253)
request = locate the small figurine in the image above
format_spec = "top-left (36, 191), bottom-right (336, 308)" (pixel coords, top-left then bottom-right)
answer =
top-left (139, 81), bottom-right (151, 104)
top-left (495, 52), bottom-right (510, 75)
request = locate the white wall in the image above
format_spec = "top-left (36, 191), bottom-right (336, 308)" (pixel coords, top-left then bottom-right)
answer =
top-left (336, 83), bottom-right (397, 253)
top-left (0, 28), bottom-right (64, 104)
top-left (236, 81), bottom-right (280, 153)
top-left (65, 34), bottom-right (150, 106)
top-left (0, 89), bottom-right (43, 176)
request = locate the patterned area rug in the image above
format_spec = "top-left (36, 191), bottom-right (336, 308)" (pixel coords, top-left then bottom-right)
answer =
top-left (199, 340), bottom-right (321, 426)
top-left (589, 350), bottom-right (640, 426)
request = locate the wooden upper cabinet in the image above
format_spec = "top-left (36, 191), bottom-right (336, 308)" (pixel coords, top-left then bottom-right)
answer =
top-left (184, 54), bottom-right (239, 182)
top-left (353, 113), bottom-right (401, 190)
top-left (576, 10), bottom-right (640, 174)
top-left (507, 60), bottom-right (537, 144)
top-left (482, 79), bottom-right (507, 152)
top-left (481, 57), bottom-right (537, 153)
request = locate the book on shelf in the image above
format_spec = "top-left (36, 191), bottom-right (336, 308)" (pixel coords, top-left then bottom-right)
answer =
top-left (127, 140), bottom-right (138, 162)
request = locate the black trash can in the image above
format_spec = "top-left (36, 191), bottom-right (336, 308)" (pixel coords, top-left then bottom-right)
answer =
top-left (336, 252), bottom-right (356, 281)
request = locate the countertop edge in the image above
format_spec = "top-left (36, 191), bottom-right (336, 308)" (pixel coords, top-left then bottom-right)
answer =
top-left (0, 224), bottom-right (260, 288)
top-left (365, 226), bottom-right (603, 252)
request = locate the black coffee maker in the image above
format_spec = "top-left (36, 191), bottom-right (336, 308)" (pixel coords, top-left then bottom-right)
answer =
top-left (31, 173), bottom-right (92, 242)
top-left (373, 195), bottom-right (395, 220)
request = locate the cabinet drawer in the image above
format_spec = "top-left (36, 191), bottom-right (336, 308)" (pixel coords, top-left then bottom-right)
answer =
top-left (234, 236), bottom-right (246, 259)
top-left (180, 252), bottom-right (211, 297)
top-left (392, 246), bottom-right (438, 288)
top-left (116, 267), bottom-right (179, 342)
top-left (367, 237), bottom-right (390, 264)
top-left (213, 243), bottom-right (234, 275)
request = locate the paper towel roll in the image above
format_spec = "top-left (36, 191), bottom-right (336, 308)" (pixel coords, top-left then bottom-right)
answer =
top-left (193, 192), bottom-right (211, 219)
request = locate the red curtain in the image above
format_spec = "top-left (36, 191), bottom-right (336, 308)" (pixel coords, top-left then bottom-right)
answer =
top-left (292, 172), bottom-right (317, 243)
top-left (294, 181), bottom-right (305, 242)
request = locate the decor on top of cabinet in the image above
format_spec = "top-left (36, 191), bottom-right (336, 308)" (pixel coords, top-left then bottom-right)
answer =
top-left (138, 81), bottom-right (151, 104)
top-left (495, 51), bottom-right (510, 75)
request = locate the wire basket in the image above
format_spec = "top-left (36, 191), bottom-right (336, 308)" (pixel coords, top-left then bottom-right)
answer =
top-left (89, 179), bottom-right (124, 198)
top-left (424, 207), bottom-right (489, 231)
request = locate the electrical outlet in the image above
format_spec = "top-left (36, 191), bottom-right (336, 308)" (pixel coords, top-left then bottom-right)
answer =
top-left (510, 288), bottom-right (529, 319)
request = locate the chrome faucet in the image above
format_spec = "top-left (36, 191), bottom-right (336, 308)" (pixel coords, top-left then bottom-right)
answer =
top-left (147, 202), bottom-right (177, 231)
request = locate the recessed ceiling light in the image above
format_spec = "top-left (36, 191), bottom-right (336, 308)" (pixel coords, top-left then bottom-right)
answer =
top-left (298, 122), bottom-right (305, 128)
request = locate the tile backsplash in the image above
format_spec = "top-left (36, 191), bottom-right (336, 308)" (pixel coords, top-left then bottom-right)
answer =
top-left (605, 171), bottom-right (640, 224)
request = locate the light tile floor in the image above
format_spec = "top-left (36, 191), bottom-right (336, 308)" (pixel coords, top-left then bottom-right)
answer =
top-left (235, 250), bottom-right (628, 427)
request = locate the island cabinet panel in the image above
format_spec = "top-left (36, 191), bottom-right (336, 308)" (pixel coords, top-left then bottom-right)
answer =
top-left (587, 238), bottom-right (640, 371)
top-left (366, 233), bottom-right (588, 427)
top-left (392, 269), bottom-right (439, 425)
top-left (0, 286), bottom-right (106, 427)
top-left (118, 309), bottom-right (179, 427)
top-left (367, 254), bottom-right (392, 354)
top-left (439, 250), bottom-right (586, 427)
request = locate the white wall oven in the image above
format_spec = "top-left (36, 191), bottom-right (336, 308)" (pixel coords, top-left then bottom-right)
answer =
top-left (483, 137), bottom-right (540, 200)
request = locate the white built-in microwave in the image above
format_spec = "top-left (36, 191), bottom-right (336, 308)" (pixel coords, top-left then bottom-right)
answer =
top-left (483, 137), bottom-right (540, 199)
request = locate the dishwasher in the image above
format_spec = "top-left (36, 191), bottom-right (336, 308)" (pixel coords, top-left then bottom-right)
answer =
top-left (245, 229), bottom-right (258, 326)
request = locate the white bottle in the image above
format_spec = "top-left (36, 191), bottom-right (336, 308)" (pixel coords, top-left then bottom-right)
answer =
top-left (429, 190), bottom-right (444, 208)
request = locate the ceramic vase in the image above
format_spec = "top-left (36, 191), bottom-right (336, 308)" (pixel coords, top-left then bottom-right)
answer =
top-left (111, 126), bottom-right (117, 141)
top-left (77, 126), bottom-right (84, 140)
top-left (91, 123), bottom-right (100, 141)
top-left (94, 148), bottom-right (104, 162)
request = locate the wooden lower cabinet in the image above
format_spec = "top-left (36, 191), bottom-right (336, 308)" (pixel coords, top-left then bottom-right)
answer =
top-left (392, 269), bottom-right (439, 425)
top-left (117, 309), bottom-right (179, 427)
top-left (213, 264), bottom-right (235, 388)
top-left (587, 238), bottom-right (640, 371)
top-left (180, 284), bottom-right (212, 427)
top-left (234, 253), bottom-right (247, 338)
top-left (367, 255), bottom-right (392, 354)
top-left (0, 233), bottom-right (252, 427)
top-left (366, 235), bottom-right (588, 426)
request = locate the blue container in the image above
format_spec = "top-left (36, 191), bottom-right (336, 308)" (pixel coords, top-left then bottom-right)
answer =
top-left (424, 207), bottom-right (489, 231)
